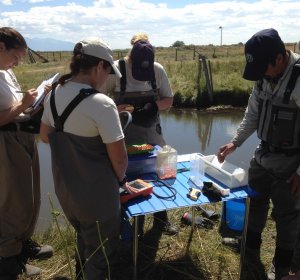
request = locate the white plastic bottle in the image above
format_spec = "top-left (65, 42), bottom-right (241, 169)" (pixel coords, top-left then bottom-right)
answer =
top-left (156, 145), bottom-right (177, 179)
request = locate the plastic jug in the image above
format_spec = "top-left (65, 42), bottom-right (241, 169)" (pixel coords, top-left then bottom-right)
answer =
top-left (156, 145), bottom-right (177, 179)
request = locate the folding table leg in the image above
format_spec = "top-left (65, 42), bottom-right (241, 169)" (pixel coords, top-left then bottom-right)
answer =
top-left (239, 197), bottom-right (250, 280)
top-left (133, 216), bottom-right (139, 280)
top-left (192, 206), bottom-right (195, 229)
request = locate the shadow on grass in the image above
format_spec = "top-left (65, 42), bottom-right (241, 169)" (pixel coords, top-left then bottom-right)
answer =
top-left (113, 226), bottom-right (208, 280)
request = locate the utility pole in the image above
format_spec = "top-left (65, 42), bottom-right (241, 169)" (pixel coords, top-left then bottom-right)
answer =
top-left (219, 26), bottom-right (223, 46)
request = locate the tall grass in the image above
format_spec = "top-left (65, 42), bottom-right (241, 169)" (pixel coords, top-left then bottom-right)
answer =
top-left (15, 44), bottom-right (259, 109)
top-left (20, 204), bottom-right (276, 280)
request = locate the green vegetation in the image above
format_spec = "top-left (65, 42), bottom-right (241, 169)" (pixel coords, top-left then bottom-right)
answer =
top-left (19, 42), bottom-right (297, 110)
top-left (19, 205), bottom-right (276, 280)
top-left (17, 44), bottom-right (256, 109)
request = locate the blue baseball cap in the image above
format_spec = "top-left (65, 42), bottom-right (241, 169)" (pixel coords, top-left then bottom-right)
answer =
top-left (131, 40), bottom-right (155, 81)
top-left (243, 28), bottom-right (285, 81)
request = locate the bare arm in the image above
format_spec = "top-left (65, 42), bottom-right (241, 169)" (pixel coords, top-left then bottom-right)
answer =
top-left (116, 97), bottom-right (173, 113)
top-left (156, 97), bottom-right (173, 111)
top-left (40, 122), bottom-right (55, 143)
top-left (0, 89), bottom-right (37, 125)
top-left (106, 139), bottom-right (128, 182)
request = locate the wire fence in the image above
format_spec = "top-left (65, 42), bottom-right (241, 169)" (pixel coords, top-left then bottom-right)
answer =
top-left (27, 42), bottom-right (298, 64)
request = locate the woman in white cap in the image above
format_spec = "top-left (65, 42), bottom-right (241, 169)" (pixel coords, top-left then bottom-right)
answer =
top-left (40, 38), bottom-right (130, 279)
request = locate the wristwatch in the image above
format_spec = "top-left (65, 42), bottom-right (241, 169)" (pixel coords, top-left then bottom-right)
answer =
top-left (119, 175), bottom-right (128, 186)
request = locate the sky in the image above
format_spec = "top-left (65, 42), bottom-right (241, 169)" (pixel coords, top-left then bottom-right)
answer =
top-left (1, 0), bottom-right (300, 50)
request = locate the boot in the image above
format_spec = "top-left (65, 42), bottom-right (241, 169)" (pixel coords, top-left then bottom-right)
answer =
top-left (24, 263), bottom-right (42, 277)
top-left (242, 248), bottom-right (267, 280)
top-left (0, 254), bottom-right (42, 279)
top-left (0, 255), bottom-right (24, 280)
top-left (22, 238), bottom-right (53, 260)
top-left (153, 211), bottom-right (178, 235)
top-left (267, 259), bottom-right (291, 280)
top-left (161, 222), bottom-right (179, 235)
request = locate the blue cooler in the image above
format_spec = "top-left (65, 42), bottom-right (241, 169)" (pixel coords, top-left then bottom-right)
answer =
top-left (127, 145), bottom-right (160, 177)
top-left (222, 199), bottom-right (245, 232)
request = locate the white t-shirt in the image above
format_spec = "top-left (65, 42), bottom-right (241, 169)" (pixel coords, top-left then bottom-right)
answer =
top-left (42, 81), bottom-right (124, 143)
top-left (0, 70), bottom-right (22, 111)
top-left (103, 59), bottom-right (173, 98)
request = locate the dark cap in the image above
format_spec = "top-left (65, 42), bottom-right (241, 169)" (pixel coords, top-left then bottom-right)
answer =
top-left (131, 40), bottom-right (155, 81)
top-left (243, 28), bottom-right (285, 81)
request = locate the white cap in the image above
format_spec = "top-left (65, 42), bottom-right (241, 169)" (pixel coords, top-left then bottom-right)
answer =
top-left (79, 39), bottom-right (122, 78)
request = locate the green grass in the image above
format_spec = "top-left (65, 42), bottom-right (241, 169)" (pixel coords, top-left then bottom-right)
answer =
top-left (21, 42), bottom-right (297, 109)
top-left (19, 204), bottom-right (276, 280)
top-left (16, 44), bottom-right (255, 109)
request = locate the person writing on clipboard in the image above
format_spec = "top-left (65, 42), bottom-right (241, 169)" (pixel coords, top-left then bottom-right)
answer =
top-left (102, 32), bottom-right (178, 236)
top-left (0, 27), bottom-right (53, 279)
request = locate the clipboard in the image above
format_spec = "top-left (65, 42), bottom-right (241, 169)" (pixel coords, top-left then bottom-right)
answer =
top-left (24, 73), bottom-right (60, 113)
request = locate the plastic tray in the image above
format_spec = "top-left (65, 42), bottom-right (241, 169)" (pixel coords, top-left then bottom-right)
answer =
top-left (201, 155), bottom-right (248, 188)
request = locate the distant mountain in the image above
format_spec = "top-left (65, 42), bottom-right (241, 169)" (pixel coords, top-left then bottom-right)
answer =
top-left (25, 37), bottom-right (74, 51)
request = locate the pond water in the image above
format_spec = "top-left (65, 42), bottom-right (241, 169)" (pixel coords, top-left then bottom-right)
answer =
top-left (36, 108), bottom-right (259, 231)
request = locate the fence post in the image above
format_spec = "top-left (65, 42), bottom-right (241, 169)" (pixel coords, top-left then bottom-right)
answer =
top-left (200, 55), bottom-right (213, 104)
top-left (175, 48), bottom-right (178, 61)
top-left (197, 54), bottom-right (202, 95)
top-left (208, 60), bottom-right (214, 93)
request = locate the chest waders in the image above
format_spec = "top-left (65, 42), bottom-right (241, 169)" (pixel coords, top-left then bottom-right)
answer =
top-left (117, 59), bottom-right (159, 124)
top-left (115, 59), bottom-right (165, 146)
top-left (48, 86), bottom-right (121, 280)
top-left (257, 59), bottom-right (300, 155)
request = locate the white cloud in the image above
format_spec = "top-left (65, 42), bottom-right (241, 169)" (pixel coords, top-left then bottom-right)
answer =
top-left (28, 0), bottom-right (54, 3)
top-left (0, 0), bottom-right (300, 49)
top-left (1, 0), bottom-right (13, 5)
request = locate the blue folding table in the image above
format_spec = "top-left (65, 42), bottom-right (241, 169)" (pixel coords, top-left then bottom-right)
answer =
top-left (122, 155), bottom-right (253, 280)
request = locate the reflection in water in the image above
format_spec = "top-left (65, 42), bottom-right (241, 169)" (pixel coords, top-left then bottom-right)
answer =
top-left (160, 108), bottom-right (259, 169)
top-left (37, 142), bottom-right (56, 232)
top-left (36, 108), bottom-right (259, 231)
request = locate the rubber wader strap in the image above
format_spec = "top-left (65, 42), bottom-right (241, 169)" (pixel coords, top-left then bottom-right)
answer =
top-left (119, 59), bottom-right (126, 96)
top-left (50, 86), bottom-right (98, 132)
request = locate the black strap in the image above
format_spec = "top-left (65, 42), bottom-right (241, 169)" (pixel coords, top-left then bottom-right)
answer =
top-left (283, 58), bottom-right (300, 104)
top-left (151, 79), bottom-right (157, 92)
top-left (119, 59), bottom-right (127, 96)
top-left (50, 85), bottom-right (98, 132)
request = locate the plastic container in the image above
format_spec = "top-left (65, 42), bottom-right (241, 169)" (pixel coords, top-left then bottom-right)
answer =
top-left (222, 199), bottom-right (245, 231)
top-left (202, 155), bottom-right (248, 188)
top-left (189, 153), bottom-right (205, 187)
top-left (156, 145), bottom-right (177, 179)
